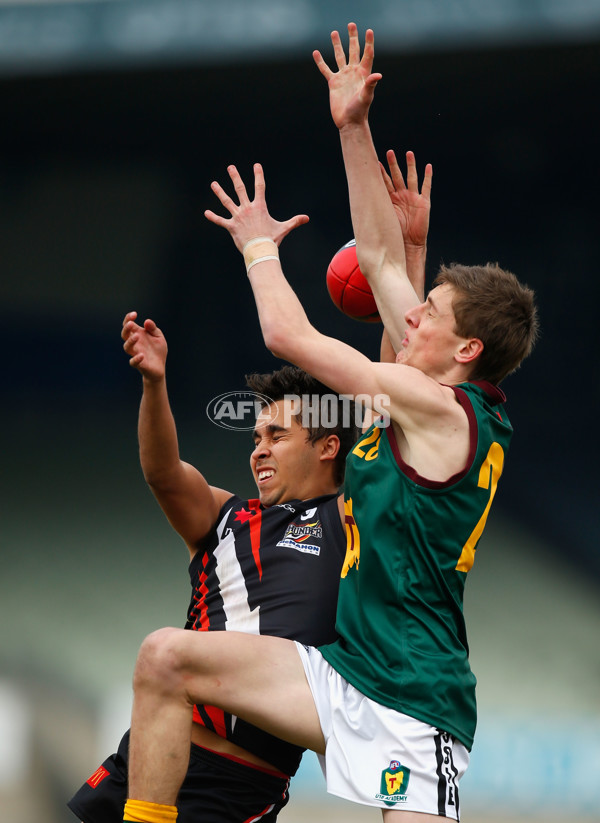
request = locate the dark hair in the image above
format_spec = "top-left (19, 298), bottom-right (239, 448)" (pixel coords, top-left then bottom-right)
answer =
top-left (433, 262), bottom-right (539, 385)
top-left (245, 365), bottom-right (359, 487)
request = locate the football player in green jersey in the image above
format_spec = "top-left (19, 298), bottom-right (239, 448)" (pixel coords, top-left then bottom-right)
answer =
top-left (122, 25), bottom-right (538, 823)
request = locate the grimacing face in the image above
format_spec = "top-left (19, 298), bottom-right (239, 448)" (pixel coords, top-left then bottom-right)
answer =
top-left (250, 398), bottom-right (332, 507)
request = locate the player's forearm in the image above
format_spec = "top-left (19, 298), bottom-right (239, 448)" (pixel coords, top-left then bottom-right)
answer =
top-left (339, 121), bottom-right (407, 278)
top-left (377, 240), bottom-right (429, 352)
top-left (379, 328), bottom-right (397, 363)
top-left (404, 243), bottom-right (426, 302)
top-left (248, 257), bottom-right (383, 402)
top-left (339, 123), bottom-right (420, 349)
top-left (138, 377), bottom-right (182, 488)
top-left (247, 259), bottom-right (313, 363)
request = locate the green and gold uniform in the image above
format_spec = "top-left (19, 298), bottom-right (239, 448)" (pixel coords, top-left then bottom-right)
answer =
top-left (319, 381), bottom-right (512, 751)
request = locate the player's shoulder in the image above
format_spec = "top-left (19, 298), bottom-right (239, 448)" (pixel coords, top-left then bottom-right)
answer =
top-left (209, 486), bottom-right (237, 511)
top-left (381, 365), bottom-right (462, 425)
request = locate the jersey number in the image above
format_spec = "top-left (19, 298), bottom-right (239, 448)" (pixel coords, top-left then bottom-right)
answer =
top-left (455, 441), bottom-right (504, 573)
top-left (352, 426), bottom-right (381, 461)
top-left (341, 498), bottom-right (360, 578)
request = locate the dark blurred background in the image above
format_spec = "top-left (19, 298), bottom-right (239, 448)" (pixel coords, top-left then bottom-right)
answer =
top-left (1, 2), bottom-right (599, 821)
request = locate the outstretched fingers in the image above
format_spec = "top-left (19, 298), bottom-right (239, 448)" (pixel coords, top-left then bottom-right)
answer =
top-left (405, 151), bottom-right (419, 192)
top-left (205, 164), bottom-right (263, 229)
top-left (330, 28), bottom-right (347, 71)
top-left (205, 166), bottom-right (246, 229)
top-left (406, 151), bottom-right (433, 199)
top-left (207, 178), bottom-right (238, 218)
top-left (312, 48), bottom-right (332, 80)
top-left (421, 161), bottom-right (433, 201)
top-left (282, 212), bottom-right (310, 237)
top-left (386, 150), bottom-right (407, 192)
top-left (404, 151), bottom-right (433, 199)
top-left (227, 163), bottom-right (252, 206)
top-left (251, 163), bottom-right (266, 202)
top-left (329, 23), bottom-right (376, 74)
top-left (358, 25), bottom-right (376, 75)
top-left (385, 150), bottom-right (433, 199)
top-left (346, 21), bottom-right (361, 65)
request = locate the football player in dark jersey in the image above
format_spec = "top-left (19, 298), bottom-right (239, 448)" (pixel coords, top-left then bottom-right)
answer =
top-left (68, 333), bottom-right (359, 823)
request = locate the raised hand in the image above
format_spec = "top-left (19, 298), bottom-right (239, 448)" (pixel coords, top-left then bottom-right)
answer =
top-left (204, 164), bottom-right (309, 252)
top-left (121, 311), bottom-right (168, 381)
top-left (381, 150), bottom-right (432, 252)
top-left (313, 22), bottom-right (381, 129)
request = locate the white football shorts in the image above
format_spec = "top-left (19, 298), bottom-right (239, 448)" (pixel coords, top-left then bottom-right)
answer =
top-left (295, 642), bottom-right (469, 820)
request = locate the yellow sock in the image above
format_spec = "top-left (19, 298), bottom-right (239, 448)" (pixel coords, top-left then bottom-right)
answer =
top-left (123, 798), bottom-right (177, 823)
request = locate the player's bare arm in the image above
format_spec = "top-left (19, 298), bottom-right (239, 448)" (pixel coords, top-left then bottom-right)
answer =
top-left (315, 24), bottom-right (421, 350)
top-left (122, 311), bottom-right (232, 556)
top-left (205, 164), bottom-right (378, 392)
top-left (206, 164), bottom-right (474, 483)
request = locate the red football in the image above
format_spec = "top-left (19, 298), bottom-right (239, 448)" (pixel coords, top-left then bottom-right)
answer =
top-left (326, 240), bottom-right (381, 322)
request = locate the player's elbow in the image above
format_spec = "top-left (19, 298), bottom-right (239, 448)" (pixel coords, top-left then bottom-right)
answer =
top-left (262, 322), bottom-right (305, 362)
top-left (355, 248), bottom-right (384, 281)
top-left (264, 328), bottom-right (291, 360)
top-left (357, 248), bottom-right (402, 284)
top-left (141, 462), bottom-right (182, 493)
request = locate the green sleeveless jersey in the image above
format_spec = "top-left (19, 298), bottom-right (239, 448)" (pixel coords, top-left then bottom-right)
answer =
top-left (319, 381), bottom-right (512, 750)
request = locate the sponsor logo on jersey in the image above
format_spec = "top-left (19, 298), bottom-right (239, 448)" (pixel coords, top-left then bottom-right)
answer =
top-left (276, 520), bottom-right (322, 555)
top-left (86, 765), bottom-right (110, 788)
top-left (277, 503), bottom-right (296, 513)
top-left (300, 507), bottom-right (317, 520)
top-left (375, 759), bottom-right (410, 806)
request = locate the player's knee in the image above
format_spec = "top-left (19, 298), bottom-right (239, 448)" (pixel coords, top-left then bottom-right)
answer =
top-left (133, 627), bottom-right (187, 695)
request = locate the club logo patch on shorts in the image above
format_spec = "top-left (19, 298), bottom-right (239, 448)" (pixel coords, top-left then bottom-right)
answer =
top-left (375, 759), bottom-right (410, 805)
top-left (86, 765), bottom-right (110, 788)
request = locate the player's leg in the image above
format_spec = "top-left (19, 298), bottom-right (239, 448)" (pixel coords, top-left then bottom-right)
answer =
top-left (127, 628), bottom-right (323, 808)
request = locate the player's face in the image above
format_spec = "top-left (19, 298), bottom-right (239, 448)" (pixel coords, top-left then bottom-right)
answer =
top-left (250, 399), bottom-right (328, 507)
top-left (396, 283), bottom-right (465, 377)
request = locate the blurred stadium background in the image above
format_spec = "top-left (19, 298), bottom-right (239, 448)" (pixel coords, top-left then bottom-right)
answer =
top-left (1, 1), bottom-right (599, 821)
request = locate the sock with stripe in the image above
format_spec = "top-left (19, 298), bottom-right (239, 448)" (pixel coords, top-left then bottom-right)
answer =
top-left (123, 798), bottom-right (178, 822)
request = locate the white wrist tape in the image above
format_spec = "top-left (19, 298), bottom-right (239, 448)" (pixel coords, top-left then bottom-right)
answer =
top-left (243, 237), bottom-right (279, 272)
top-left (242, 236), bottom-right (276, 254)
top-left (246, 255), bottom-right (280, 272)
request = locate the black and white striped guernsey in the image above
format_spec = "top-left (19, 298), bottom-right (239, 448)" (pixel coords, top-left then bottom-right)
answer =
top-left (186, 493), bottom-right (345, 775)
